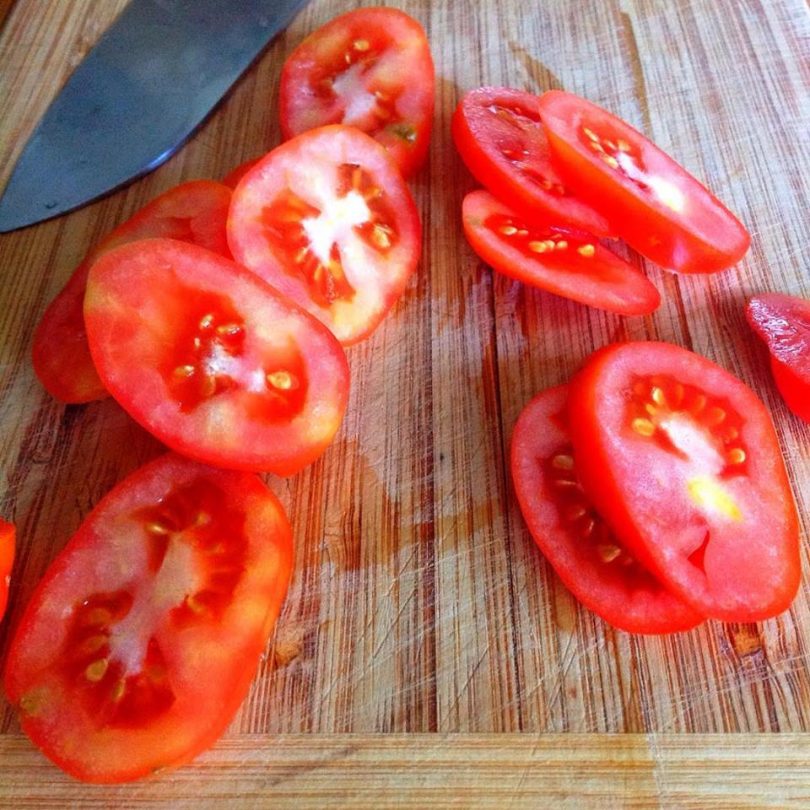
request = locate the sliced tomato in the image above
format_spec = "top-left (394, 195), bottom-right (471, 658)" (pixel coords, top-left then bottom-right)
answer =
top-left (512, 385), bottom-right (703, 633)
top-left (222, 159), bottom-right (259, 189)
top-left (228, 125), bottom-right (421, 345)
top-left (0, 518), bottom-right (15, 621)
top-left (568, 342), bottom-right (800, 622)
top-left (537, 90), bottom-right (750, 274)
top-left (32, 181), bottom-right (233, 404)
top-left (452, 87), bottom-right (612, 237)
top-left (3, 453), bottom-right (292, 783)
top-left (463, 190), bottom-right (659, 315)
top-left (84, 238), bottom-right (349, 475)
top-left (746, 292), bottom-right (810, 422)
top-left (279, 8), bottom-right (434, 177)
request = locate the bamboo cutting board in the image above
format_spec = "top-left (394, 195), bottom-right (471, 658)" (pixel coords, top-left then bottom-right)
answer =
top-left (0, 0), bottom-right (809, 805)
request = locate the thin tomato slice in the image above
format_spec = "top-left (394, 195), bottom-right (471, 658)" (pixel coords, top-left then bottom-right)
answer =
top-left (228, 125), bottom-right (421, 345)
top-left (512, 385), bottom-right (703, 633)
top-left (32, 181), bottom-right (233, 404)
top-left (3, 453), bottom-right (292, 783)
top-left (0, 518), bottom-right (15, 621)
top-left (84, 238), bottom-right (349, 475)
top-left (279, 8), bottom-right (434, 177)
top-left (537, 90), bottom-right (750, 274)
top-left (746, 292), bottom-right (810, 422)
top-left (463, 190), bottom-right (659, 315)
top-left (452, 87), bottom-right (612, 236)
top-left (568, 342), bottom-right (800, 622)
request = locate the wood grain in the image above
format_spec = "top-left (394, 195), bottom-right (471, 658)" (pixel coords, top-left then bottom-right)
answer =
top-left (0, 0), bottom-right (809, 802)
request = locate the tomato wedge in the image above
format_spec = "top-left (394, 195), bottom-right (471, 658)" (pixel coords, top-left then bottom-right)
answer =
top-left (746, 292), bottom-right (810, 423)
top-left (452, 87), bottom-right (612, 236)
top-left (463, 190), bottom-right (660, 315)
top-left (32, 181), bottom-right (233, 403)
top-left (0, 518), bottom-right (15, 621)
top-left (537, 90), bottom-right (750, 274)
top-left (84, 238), bottom-right (349, 475)
top-left (228, 125), bottom-right (421, 345)
top-left (568, 342), bottom-right (800, 621)
top-left (512, 385), bottom-right (703, 633)
top-left (3, 453), bottom-right (292, 783)
top-left (279, 8), bottom-right (434, 177)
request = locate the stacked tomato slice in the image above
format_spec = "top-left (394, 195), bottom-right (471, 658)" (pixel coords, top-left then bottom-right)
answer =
top-left (454, 87), bottom-right (750, 314)
top-left (512, 343), bottom-right (800, 632)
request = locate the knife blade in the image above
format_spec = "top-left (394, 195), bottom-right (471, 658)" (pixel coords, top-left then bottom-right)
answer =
top-left (0, 0), bottom-right (308, 233)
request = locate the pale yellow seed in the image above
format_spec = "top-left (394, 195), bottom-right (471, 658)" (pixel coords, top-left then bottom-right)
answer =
top-left (111, 681), bottom-right (126, 702)
top-left (555, 240), bottom-right (569, 250)
top-left (146, 521), bottom-right (170, 535)
top-left (598, 543), bottom-right (622, 563)
top-left (372, 224), bottom-right (392, 249)
top-left (553, 478), bottom-right (579, 489)
top-left (552, 454), bottom-right (574, 470)
top-left (617, 138), bottom-right (631, 152)
top-left (727, 448), bottom-right (746, 465)
top-left (578, 244), bottom-right (596, 258)
top-left (364, 186), bottom-right (383, 201)
top-left (604, 139), bottom-right (617, 151)
top-left (723, 426), bottom-right (740, 442)
top-left (374, 90), bottom-right (390, 102)
top-left (267, 370), bottom-right (295, 390)
top-left (199, 313), bottom-right (214, 330)
top-left (216, 323), bottom-right (242, 337)
top-left (295, 247), bottom-right (309, 264)
top-left (516, 229), bottom-right (529, 237)
top-left (193, 337), bottom-right (202, 349)
top-left (580, 518), bottom-right (596, 538)
top-left (201, 375), bottom-right (217, 398)
top-left (588, 140), bottom-right (605, 153)
top-left (645, 403), bottom-right (659, 417)
top-left (567, 505), bottom-right (588, 522)
top-left (651, 386), bottom-right (667, 407)
top-left (632, 418), bottom-right (656, 437)
top-left (353, 38), bottom-right (370, 51)
top-left (173, 364), bottom-right (195, 378)
top-left (706, 406), bottom-right (726, 426)
top-left (528, 241), bottom-right (547, 253)
top-left (85, 659), bottom-right (109, 683)
top-left (187, 594), bottom-right (206, 614)
top-left (583, 127), bottom-right (600, 142)
top-left (691, 393), bottom-right (707, 413)
top-left (602, 154), bottom-right (620, 169)
top-left (544, 239), bottom-right (556, 251)
top-left (499, 225), bottom-right (518, 236)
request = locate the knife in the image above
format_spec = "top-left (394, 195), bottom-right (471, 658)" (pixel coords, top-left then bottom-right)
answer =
top-left (0, 0), bottom-right (308, 233)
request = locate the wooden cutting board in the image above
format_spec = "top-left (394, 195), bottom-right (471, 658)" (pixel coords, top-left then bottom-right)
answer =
top-left (0, 0), bottom-right (809, 805)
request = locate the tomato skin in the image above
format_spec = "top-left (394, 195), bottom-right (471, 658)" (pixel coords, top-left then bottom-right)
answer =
top-left (745, 293), bottom-right (810, 422)
top-left (463, 190), bottom-right (660, 315)
top-left (537, 91), bottom-right (750, 274)
top-left (568, 342), bottom-right (800, 622)
top-left (0, 518), bottom-right (15, 621)
top-left (279, 7), bottom-right (434, 177)
top-left (511, 385), bottom-right (703, 634)
top-left (452, 87), bottom-right (612, 237)
top-left (228, 125), bottom-right (422, 345)
top-left (85, 238), bottom-right (350, 475)
top-left (222, 159), bottom-right (259, 189)
top-left (3, 453), bottom-right (292, 783)
top-left (32, 181), bottom-right (233, 403)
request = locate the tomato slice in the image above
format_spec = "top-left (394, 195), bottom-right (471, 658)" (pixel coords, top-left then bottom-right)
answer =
top-left (512, 385), bottom-right (703, 633)
top-left (463, 190), bottom-right (660, 315)
top-left (3, 453), bottom-right (292, 783)
top-left (746, 293), bottom-right (810, 423)
top-left (32, 181), bottom-right (233, 404)
top-left (452, 87), bottom-right (612, 237)
top-left (537, 90), bottom-right (750, 274)
top-left (568, 342), bottom-right (800, 621)
top-left (0, 518), bottom-right (15, 621)
top-left (84, 238), bottom-right (349, 475)
top-left (279, 8), bottom-right (434, 177)
top-left (228, 125), bottom-right (422, 345)
top-left (222, 159), bottom-right (259, 189)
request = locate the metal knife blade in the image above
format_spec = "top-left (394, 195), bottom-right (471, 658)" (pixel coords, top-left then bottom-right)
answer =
top-left (0, 0), bottom-right (308, 233)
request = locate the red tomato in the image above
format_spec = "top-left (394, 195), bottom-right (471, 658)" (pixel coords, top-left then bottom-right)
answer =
top-left (568, 342), bottom-right (800, 622)
top-left (0, 518), bottom-right (15, 621)
top-left (746, 292), bottom-right (810, 423)
top-left (222, 159), bottom-right (259, 189)
top-left (512, 385), bottom-right (703, 633)
top-left (228, 125), bottom-right (421, 345)
top-left (32, 181), bottom-right (233, 403)
top-left (3, 453), bottom-right (292, 783)
top-left (537, 90), bottom-right (750, 274)
top-left (279, 8), bottom-right (434, 177)
top-left (452, 87), bottom-right (612, 237)
top-left (463, 190), bottom-right (660, 315)
top-left (84, 238), bottom-right (349, 475)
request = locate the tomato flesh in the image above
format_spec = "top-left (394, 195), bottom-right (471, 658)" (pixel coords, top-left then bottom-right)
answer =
top-left (537, 90), bottom-right (750, 274)
top-left (746, 293), bottom-right (810, 422)
top-left (3, 453), bottom-right (293, 783)
top-left (452, 87), bottom-right (612, 236)
top-left (512, 385), bottom-right (703, 633)
top-left (568, 342), bottom-right (800, 621)
top-left (279, 8), bottom-right (434, 177)
top-left (84, 238), bottom-right (349, 475)
top-left (463, 190), bottom-right (659, 315)
top-left (228, 125), bottom-right (421, 345)
top-left (0, 518), bottom-right (15, 621)
top-left (32, 181), bottom-right (233, 403)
